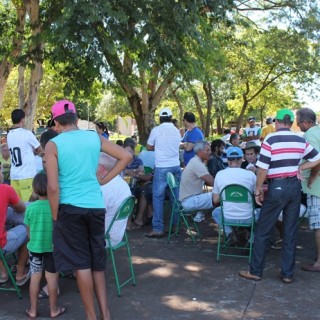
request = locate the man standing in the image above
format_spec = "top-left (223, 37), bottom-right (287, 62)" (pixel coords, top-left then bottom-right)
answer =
top-left (179, 140), bottom-right (213, 222)
top-left (239, 109), bottom-right (320, 284)
top-left (242, 116), bottom-right (261, 146)
top-left (7, 109), bottom-right (43, 201)
top-left (46, 100), bottom-right (131, 320)
top-left (296, 108), bottom-right (320, 272)
top-left (145, 108), bottom-right (181, 238)
top-left (181, 112), bottom-right (204, 166)
top-left (260, 117), bottom-right (275, 142)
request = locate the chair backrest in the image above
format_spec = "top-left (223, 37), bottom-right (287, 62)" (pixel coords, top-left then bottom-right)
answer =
top-left (166, 172), bottom-right (179, 189)
top-left (105, 196), bottom-right (135, 235)
top-left (220, 184), bottom-right (255, 219)
top-left (144, 166), bottom-right (153, 174)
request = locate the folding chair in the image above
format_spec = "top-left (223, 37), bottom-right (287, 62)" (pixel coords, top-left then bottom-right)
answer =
top-left (105, 196), bottom-right (136, 297)
top-left (166, 172), bottom-right (201, 244)
top-left (216, 184), bottom-right (256, 263)
top-left (0, 249), bottom-right (22, 299)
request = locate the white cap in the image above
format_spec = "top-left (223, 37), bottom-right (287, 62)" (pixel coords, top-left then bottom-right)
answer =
top-left (159, 107), bottom-right (172, 117)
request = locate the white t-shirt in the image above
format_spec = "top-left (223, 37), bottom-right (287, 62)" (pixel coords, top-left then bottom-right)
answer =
top-left (147, 122), bottom-right (181, 168)
top-left (213, 167), bottom-right (256, 220)
top-left (101, 175), bottom-right (132, 247)
top-left (7, 128), bottom-right (40, 180)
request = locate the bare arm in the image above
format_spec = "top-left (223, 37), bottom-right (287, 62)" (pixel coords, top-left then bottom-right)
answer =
top-left (300, 158), bottom-right (320, 171)
top-left (255, 168), bottom-right (268, 206)
top-left (213, 193), bottom-right (220, 206)
top-left (34, 145), bottom-right (44, 156)
top-left (308, 162), bottom-right (320, 187)
top-left (99, 137), bottom-right (133, 185)
top-left (146, 143), bottom-right (154, 151)
top-left (11, 199), bottom-right (26, 213)
top-left (45, 141), bottom-right (60, 220)
top-left (201, 174), bottom-right (214, 187)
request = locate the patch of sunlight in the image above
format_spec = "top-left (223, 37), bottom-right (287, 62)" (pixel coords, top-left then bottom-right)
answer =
top-left (183, 264), bottom-right (202, 272)
top-left (148, 264), bottom-right (176, 277)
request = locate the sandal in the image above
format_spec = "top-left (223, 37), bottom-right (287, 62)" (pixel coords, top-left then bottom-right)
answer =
top-left (51, 306), bottom-right (66, 318)
top-left (16, 268), bottom-right (31, 286)
top-left (0, 273), bottom-right (9, 284)
top-left (126, 221), bottom-right (143, 231)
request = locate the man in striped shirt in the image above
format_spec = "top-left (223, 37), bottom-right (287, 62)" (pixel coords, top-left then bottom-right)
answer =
top-left (239, 108), bottom-right (320, 284)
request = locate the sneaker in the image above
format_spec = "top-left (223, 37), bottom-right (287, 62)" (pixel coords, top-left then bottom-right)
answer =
top-left (193, 212), bottom-right (205, 223)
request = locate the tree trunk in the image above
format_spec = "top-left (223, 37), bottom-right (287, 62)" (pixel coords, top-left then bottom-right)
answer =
top-left (192, 91), bottom-right (205, 131)
top-left (21, 0), bottom-right (43, 130)
top-left (203, 82), bottom-right (213, 137)
top-left (0, 4), bottom-right (26, 109)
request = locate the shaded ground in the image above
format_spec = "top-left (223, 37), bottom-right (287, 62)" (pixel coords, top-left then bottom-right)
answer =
top-left (0, 217), bottom-right (318, 320)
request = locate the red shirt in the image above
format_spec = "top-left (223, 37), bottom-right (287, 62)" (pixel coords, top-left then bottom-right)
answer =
top-left (0, 184), bottom-right (20, 248)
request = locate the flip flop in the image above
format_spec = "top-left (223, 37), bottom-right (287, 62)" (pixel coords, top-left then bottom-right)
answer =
top-left (51, 306), bottom-right (66, 319)
top-left (144, 230), bottom-right (164, 238)
top-left (16, 269), bottom-right (31, 286)
top-left (38, 288), bottom-right (49, 299)
top-left (25, 309), bottom-right (37, 319)
top-left (131, 221), bottom-right (144, 231)
top-left (0, 274), bottom-right (9, 284)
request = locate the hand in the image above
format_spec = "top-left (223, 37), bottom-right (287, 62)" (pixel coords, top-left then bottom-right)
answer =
top-left (307, 175), bottom-right (316, 188)
top-left (254, 189), bottom-right (264, 206)
top-left (297, 167), bottom-right (305, 181)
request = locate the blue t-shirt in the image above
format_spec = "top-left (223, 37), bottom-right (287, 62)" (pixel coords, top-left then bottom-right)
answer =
top-left (182, 127), bottom-right (204, 165)
top-left (51, 130), bottom-right (104, 209)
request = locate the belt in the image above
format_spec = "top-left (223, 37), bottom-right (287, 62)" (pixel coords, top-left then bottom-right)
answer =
top-left (268, 175), bottom-right (297, 182)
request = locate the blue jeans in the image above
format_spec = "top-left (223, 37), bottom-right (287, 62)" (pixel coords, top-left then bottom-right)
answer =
top-left (181, 193), bottom-right (213, 211)
top-left (250, 177), bottom-right (301, 278)
top-left (212, 207), bottom-right (259, 235)
top-left (152, 166), bottom-right (181, 232)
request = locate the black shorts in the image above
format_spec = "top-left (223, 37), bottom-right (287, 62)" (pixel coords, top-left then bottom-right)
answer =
top-left (53, 204), bottom-right (106, 272)
top-left (29, 252), bottom-right (56, 274)
top-left (142, 182), bottom-right (153, 204)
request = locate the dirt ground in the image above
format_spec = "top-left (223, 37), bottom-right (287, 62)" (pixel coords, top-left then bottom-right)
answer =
top-left (0, 217), bottom-right (318, 320)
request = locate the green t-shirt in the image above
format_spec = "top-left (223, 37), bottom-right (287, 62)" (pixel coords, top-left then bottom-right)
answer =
top-left (24, 199), bottom-right (53, 253)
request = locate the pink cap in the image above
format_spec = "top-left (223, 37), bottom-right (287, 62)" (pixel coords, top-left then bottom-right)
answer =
top-left (51, 100), bottom-right (76, 120)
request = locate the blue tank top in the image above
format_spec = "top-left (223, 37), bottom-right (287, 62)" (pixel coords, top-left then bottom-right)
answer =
top-left (51, 130), bottom-right (104, 208)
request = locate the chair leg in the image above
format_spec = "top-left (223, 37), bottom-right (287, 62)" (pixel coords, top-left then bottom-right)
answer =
top-left (125, 235), bottom-right (136, 287)
top-left (0, 251), bottom-right (22, 299)
top-left (109, 248), bottom-right (122, 297)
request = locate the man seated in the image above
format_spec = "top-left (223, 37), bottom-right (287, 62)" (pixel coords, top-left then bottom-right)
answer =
top-left (0, 170), bottom-right (30, 286)
top-left (97, 153), bottom-right (132, 247)
top-left (207, 139), bottom-right (226, 179)
top-left (241, 141), bottom-right (260, 174)
top-left (179, 140), bottom-right (214, 222)
top-left (212, 147), bottom-right (258, 242)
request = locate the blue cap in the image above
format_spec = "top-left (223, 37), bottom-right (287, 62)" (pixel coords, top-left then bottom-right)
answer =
top-left (227, 147), bottom-right (243, 158)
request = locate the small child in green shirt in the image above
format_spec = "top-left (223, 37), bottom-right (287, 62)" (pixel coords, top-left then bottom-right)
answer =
top-left (24, 172), bottom-right (65, 318)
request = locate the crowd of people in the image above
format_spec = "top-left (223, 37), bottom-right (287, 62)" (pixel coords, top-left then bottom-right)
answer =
top-left (1, 103), bottom-right (320, 319)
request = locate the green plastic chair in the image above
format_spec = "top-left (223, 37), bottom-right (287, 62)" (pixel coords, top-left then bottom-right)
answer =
top-left (166, 172), bottom-right (201, 244)
top-left (0, 249), bottom-right (22, 299)
top-left (144, 166), bottom-right (153, 174)
top-left (105, 196), bottom-right (136, 297)
top-left (216, 184), bottom-right (256, 263)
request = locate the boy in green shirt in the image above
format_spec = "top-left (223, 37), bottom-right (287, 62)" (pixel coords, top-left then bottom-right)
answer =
top-left (24, 172), bottom-right (65, 318)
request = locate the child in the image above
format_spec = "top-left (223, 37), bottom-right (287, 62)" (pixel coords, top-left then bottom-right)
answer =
top-left (24, 172), bottom-right (65, 318)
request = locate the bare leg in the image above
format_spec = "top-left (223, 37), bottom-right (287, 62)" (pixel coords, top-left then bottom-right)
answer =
top-left (27, 272), bottom-right (42, 317)
top-left (134, 194), bottom-right (147, 225)
top-left (0, 261), bottom-right (7, 277)
top-left (16, 243), bottom-right (29, 281)
top-left (75, 269), bottom-right (96, 320)
top-left (92, 270), bottom-right (111, 320)
top-left (46, 271), bottom-right (63, 317)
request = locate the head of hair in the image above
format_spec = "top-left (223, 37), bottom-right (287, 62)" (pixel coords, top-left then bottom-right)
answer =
top-left (11, 109), bottom-right (25, 124)
top-left (124, 143), bottom-right (135, 152)
top-left (40, 129), bottom-right (58, 149)
top-left (96, 121), bottom-right (109, 134)
top-left (116, 139), bottom-right (123, 146)
top-left (223, 128), bottom-right (231, 134)
top-left (159, 116), bottom-right (172, 124)
top-left (32, 172), bottom-right (47, 197)
top-left (210, 139), bottom-right (225, 152)
top-left (193, 140), bottom-right (210, 154)
top-left (276, 115), bottom-right (293, 126)
top-left (123, 137), bottom-right (136, 149)
top-left (99, 152), bottom-right (117, 172)
top-left (229, 133), bottom-right (239, 144)
top-left (54, 113), bottom-right (78, 126)
top-left (183, 112), bottom-right (196, 123)
top-left (266, 117), bottom-right (273, 124)
top-left (296, 108), bottom-right (316, 124)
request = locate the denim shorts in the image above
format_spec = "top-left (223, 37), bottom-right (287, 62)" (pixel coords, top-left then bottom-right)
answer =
top-left (53, 204), bottom-right (106, 272)
top-left (3, 225), bottom-right (28, 253)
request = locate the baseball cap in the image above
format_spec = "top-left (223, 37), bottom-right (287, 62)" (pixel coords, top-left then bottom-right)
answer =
top-left (274, 108), bottom-right (294, 121)
top-left (159, 108), bottom-right (172, 117)
top-left (227, 146), bottom-right (243, 158)
top-left (248, 116), bottom-right (256, 122)
top-left (51, 100), bottom-right (76, 120)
